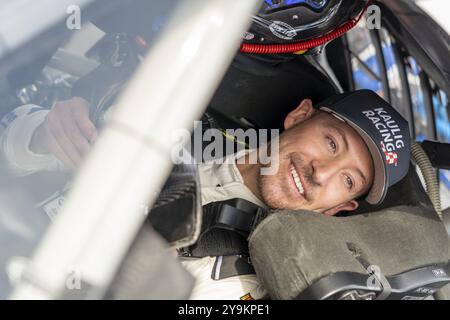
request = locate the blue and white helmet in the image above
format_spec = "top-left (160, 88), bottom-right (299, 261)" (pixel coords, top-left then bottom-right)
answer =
top-left (242, 0), bottom-right (370, 53)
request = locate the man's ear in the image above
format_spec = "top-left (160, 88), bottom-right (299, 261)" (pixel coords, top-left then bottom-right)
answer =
top-left (323, 200), bottom-right (359, 216)
top-left (284, 99), bottom-right (315, 130)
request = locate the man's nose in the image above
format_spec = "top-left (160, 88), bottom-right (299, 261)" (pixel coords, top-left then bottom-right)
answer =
top-left (311, 159), bottom-right (337, 185)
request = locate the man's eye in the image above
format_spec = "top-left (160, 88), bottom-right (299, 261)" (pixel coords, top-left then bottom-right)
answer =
top-left (345, 175), bottom-right (353, 189)
top-left (327, 137), bottom-right (337, 153)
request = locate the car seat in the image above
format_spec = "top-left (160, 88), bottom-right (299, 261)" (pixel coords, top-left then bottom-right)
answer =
top-left (249, 162), bottom-right (450, 299)
top-left (208, 52), bottom-right (337, 131)
top-left (206, 53), bottom-right (450, 300)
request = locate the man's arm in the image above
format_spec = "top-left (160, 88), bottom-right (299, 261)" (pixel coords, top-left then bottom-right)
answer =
top-left (29, 97), bottom-right (98, 169)
top-left (181, 256), bottom-right (267, 300)
top-left (0, 104), bottom-right (59, 176)
top-left (0, 97), bottom-right (98, 176)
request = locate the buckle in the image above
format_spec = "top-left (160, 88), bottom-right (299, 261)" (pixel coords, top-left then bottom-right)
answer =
top-left (177, 247), bottom-right (193, 257)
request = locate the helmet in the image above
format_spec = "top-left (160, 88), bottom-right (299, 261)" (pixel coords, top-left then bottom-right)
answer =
top-left (241, 0), bottom-right (371, 54)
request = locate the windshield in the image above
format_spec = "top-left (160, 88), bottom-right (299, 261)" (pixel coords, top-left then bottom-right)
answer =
top-left (0, 0), bottom-right (259, 300)
top-left (0, 0), bottom-right (184, 298)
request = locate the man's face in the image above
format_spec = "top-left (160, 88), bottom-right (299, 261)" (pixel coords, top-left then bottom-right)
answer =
top-left (258, 99), bottom-right (374, 215)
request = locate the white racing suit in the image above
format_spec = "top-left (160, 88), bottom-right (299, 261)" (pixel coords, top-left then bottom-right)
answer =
top-left (0, 104), bottom-right (268, 300)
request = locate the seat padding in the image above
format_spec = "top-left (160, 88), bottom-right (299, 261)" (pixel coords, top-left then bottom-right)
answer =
top-left (210, 53), bottom-right (336, 130)
top-left (249, 205), bottom-right (450, 300)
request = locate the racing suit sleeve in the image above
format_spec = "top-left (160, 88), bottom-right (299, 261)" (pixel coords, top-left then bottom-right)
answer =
top-left (0, 105), bottom-right (64, 176)
top-left (180, 256), bottom-right (267, 300)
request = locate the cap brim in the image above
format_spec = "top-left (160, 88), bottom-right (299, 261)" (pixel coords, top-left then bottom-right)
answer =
top-left (321, 108), bottom-right (388, 205)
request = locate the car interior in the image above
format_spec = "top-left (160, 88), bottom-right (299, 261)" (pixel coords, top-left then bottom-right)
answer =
top-left (0, 0), bottom-right (449, 300)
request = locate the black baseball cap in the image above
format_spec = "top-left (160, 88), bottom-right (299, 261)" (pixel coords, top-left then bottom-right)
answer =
top-left (318, 90), bottom-right (411, 205)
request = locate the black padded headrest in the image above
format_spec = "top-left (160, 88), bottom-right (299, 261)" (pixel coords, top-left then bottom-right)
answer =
top-left (210, 53), bottom-right (336, 130)
top-left (249, 203), bottom-right (450, 300)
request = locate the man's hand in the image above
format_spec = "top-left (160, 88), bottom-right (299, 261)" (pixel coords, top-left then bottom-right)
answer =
top-left (30, 97), bottom-right (98, 169)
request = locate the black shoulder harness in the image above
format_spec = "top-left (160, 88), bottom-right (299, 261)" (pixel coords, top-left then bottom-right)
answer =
top-left (179, 198), bottom-right (269, 258)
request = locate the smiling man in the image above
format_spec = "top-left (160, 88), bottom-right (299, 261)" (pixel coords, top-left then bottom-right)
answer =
top-left (179, 90), bottom-right (411, 300)
top-left (197, 90), bottom-right (410, 217)
top-left (238, 98), bottom-right (376, 216)
top-left (0, 89), bottom-right (411, 300)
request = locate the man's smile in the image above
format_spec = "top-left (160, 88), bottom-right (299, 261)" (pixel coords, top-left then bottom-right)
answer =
top-left (289, 162), bottom-right (306, 198)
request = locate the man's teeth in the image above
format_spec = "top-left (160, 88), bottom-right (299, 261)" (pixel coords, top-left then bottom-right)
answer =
top-left (290, 165), bottom-right (305, 195)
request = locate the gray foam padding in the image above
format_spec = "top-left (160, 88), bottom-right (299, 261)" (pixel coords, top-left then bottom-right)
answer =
top-left (249, 205), bottom-right (450, 300)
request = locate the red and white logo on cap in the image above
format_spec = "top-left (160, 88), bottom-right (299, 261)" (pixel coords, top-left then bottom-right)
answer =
top-left (380, 142), bottom-right (398, 166)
